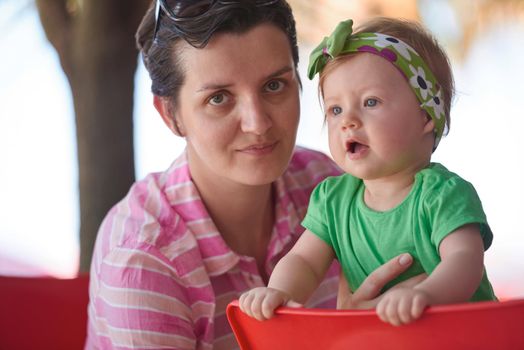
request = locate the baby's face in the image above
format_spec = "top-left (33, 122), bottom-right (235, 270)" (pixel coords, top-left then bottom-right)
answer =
top-left (321, 53), bottom-right (435, 180)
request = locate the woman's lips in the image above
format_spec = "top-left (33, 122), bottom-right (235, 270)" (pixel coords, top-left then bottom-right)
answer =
top-left (239, 141), bottom-right (277, 155)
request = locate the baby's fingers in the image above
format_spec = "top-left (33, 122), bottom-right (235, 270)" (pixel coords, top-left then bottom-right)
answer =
top-left (378, 297), bottom-right (402, 326)
top-left (239, 288), bottom-right (290, 321)
top-left (285, 300), bottom-right (303, 308)
top-left (410, 293), bottom-right (427, 320)
top-left (239, 291), bottom-right (256, 317)
top-left (397, 297), bottom-right (413, 325)
top-left (261, 295), bottom-right (285, 320)
top-left (376, 298), bottom-right (389, 324)
top-left (250, 292), bottom-right (268, 321)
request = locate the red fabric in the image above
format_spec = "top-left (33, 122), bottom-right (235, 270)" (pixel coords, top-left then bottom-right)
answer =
top-left (0, 275), bottom-right (89, 350)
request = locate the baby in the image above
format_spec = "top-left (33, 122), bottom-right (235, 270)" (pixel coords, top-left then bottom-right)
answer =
top-left (239, 17), bottom-right (496, 326)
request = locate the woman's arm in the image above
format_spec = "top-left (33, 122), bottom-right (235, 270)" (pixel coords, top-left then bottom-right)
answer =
top-left (239, 230), bottom-right (335, 320)
top-left (337, 253), bottom-right (424, 309)
top-left (88, 248), bottom-right (197, 349)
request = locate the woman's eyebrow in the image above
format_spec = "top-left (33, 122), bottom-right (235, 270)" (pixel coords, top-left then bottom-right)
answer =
top-left (196, 66), bottom-right (293, 93)
top-left (267, 66), bottom-right (293, 79)
top-left (197, 83), bottom-right (232, 93)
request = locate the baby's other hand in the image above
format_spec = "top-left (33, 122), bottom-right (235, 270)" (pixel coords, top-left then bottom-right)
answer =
top-left (239, 287), bottom-right (292, 321)
top-left (376, 288), bottom-right (430, 326)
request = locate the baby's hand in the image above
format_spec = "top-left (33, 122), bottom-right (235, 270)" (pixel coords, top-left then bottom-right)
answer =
top-left (376, 287), bottom-right (430, 326)
top-left (239, 287), bottom-right (293, 321)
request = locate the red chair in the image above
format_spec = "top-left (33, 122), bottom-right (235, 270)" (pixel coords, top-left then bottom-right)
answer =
top-left (0, 275), bottom-right (90, 350)
top-left (227, 298), bottom-right (524, 350)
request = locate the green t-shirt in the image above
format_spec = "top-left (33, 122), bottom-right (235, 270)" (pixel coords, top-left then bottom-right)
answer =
top-left (302, 163), bottom-right (496, 301)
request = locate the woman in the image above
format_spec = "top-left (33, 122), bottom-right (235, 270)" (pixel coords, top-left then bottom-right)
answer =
top-left (85, 1), bottom-right (415, 349)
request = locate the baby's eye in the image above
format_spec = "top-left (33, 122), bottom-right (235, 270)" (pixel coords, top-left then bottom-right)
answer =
top-left (209, 93), bottom-right (229, 106)
top-left (331, 106), bottom-right (343, 115)
top-left (364, 98), bottom-right (378, 107)
top-left (265, 80), bottom-right (284, 92)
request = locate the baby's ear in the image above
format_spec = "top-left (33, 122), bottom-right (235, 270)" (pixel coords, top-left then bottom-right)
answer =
top-left (422, 111), bottom-right (435, 135)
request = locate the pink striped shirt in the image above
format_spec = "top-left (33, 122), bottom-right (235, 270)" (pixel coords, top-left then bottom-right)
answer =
top-left (85, 147), bottom-right (341, 349)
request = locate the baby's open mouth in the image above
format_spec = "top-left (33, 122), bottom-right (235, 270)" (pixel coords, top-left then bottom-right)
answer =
top-left (346, 140), bottom-right (368, 156)
top-left (347, 141), bottom-right (362, 153)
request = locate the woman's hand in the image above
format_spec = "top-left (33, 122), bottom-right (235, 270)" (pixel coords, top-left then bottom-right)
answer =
top-left (337, 253), bottom-right (427, 309)
top-left (239, 287), bottom-right (295, 321)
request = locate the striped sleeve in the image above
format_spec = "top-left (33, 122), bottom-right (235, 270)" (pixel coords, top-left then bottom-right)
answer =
top-left (89, 244), bottom-right (198, 349)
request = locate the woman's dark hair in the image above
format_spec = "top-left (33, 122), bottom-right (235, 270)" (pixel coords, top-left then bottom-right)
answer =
top-left (136, 0), bottom-right (299, 106)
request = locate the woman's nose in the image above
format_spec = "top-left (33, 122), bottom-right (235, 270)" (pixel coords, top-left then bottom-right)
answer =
top-left (240, 96), bottom-right (272, 135)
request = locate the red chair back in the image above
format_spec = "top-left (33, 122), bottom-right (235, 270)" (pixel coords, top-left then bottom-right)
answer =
top-left (227, 298), bottom-right (524, 350)
top-left (0, 275), bottom-right (90, 350)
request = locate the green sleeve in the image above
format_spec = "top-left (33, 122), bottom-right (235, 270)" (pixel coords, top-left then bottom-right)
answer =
top-left (424, 176), bottom-right (493, 251)
top-left (301, 179), bottom-right (333, 246)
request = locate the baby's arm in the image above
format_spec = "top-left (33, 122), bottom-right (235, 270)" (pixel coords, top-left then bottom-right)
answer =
top-left (239, 230), bottom-right (335, 321)
top-left (377, 223), bottom-right (485, 326)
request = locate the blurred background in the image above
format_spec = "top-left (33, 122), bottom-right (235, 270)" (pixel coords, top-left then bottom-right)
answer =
top-left (1, 0), bottom-right (523, 300)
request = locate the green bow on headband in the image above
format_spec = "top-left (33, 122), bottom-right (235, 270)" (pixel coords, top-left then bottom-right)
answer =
top-left (306, 19), bottom-right (447, 150)
top-left (307, 19), bottom-right (354, 80)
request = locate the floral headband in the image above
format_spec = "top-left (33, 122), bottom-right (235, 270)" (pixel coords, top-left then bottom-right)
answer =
top-left (308, 19), bottom-right (446, 149)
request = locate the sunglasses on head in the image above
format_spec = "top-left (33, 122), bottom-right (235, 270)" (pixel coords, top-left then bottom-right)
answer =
top-left (153, 0), bottom-right (281, 42)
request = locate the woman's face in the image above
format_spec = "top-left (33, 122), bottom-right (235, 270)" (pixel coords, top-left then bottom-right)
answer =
top-left (176, 23), bottom-right (300, 187)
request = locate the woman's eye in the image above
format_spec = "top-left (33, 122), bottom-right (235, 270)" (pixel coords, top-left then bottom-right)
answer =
top-left (331, 106), bottom-right (343, 115)
top-left (209, 93), bottom-right (228, 106)
top-left (364, 98), bottom-right (378, 107)
top-left (265, 80), bottom-right (284, 92)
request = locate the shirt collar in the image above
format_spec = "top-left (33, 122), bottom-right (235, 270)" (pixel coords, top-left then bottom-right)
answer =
top-left (167, 151), bottom-right (304, 277)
